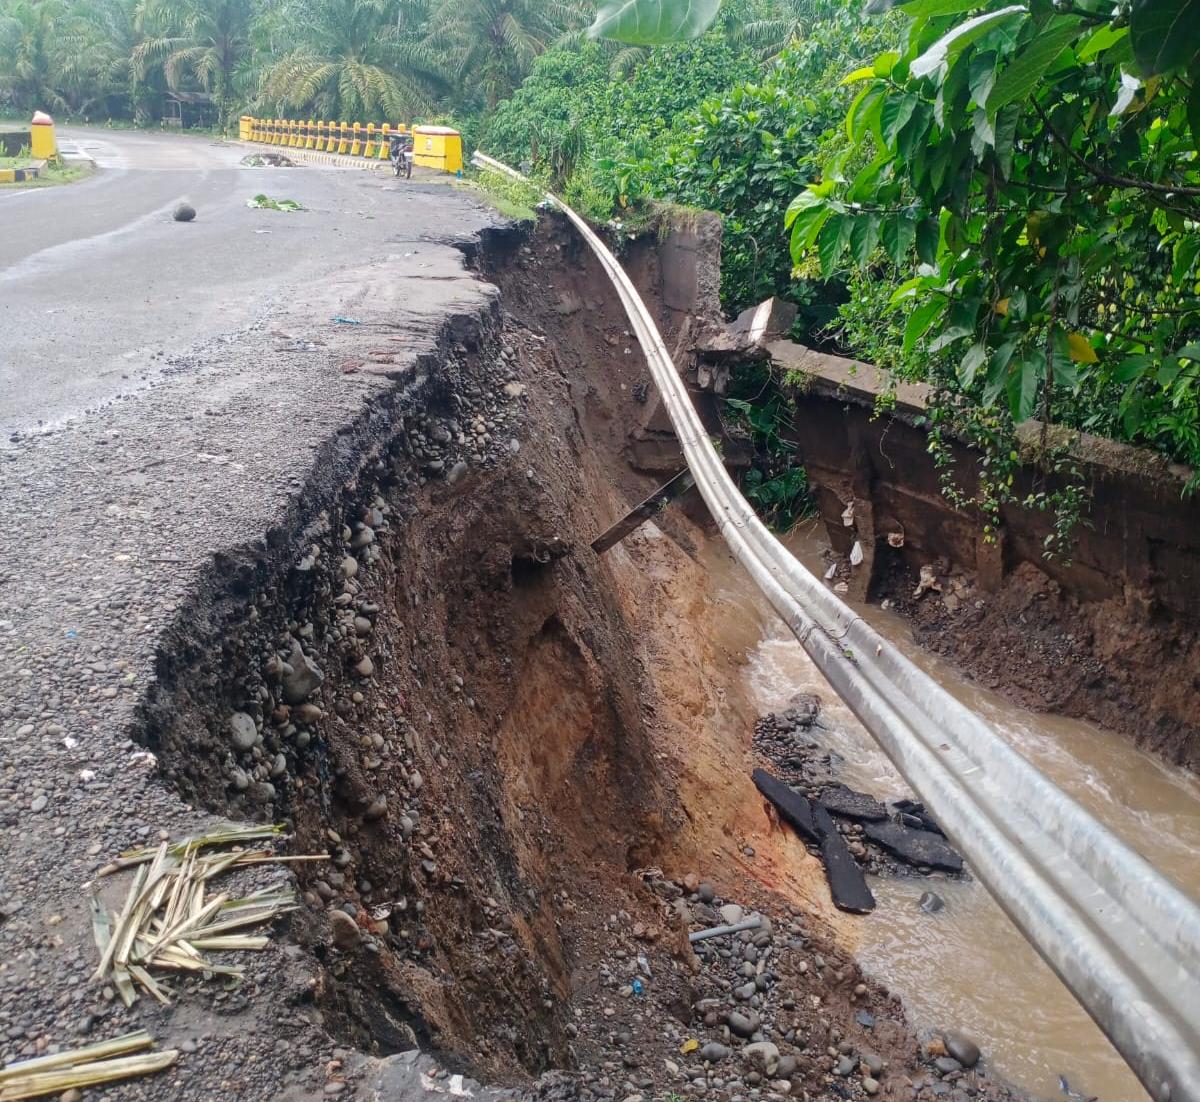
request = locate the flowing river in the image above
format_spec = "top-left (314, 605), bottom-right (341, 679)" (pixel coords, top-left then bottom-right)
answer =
top-left (700, 520), bottom-right (1200, 1101)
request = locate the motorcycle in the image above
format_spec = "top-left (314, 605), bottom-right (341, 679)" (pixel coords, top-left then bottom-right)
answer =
top-left (391, 144), bottom-right (413, 180)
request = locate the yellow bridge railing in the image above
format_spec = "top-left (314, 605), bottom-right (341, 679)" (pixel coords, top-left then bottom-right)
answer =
top-left (238, 117), bottom-right (463, 174)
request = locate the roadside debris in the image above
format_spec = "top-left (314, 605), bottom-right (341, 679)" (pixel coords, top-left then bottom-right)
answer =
top-left (240, 153), bottom-right (295, 168)
top-left (246, 194), bottom-right (304, 212)
top-left (913, 563), bottom-right (942, 597)
top-left (91, 825), bottom-right (325, 1007)
top-left (331, 315), bottom-right (362, 325)
top-left (0, 1031), bottom-right (176, 1100)
top-left (172, 203), bottom-right (195, 223)
top-left (753, 767), bottom-right (875, 913)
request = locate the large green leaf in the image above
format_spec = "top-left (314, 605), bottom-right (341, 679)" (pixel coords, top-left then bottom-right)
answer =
top-left (867, 0), bottom-right (988, 17)
top-left (881, 213), bottom-right (917, 265)
top-left (1129, 0), bottom-right (1200, 74)
top-left (1188, 79), bottom-right (1200, 155)
top-left (988, 16), bottom-right (1082, 110)
top-left (849, 214), bottom-right (883, 265)
top-left (588, 0), bottom-right (722, 44)
top-left (959, 341), bottom-right (988, 386)
top-left (1173, 235), bottom-right (1200, 286)
top-left (881, 93), bottom-right (919, 145)
top-left (909, 6), bottom-right (1027, 80)
top-left (1008, 353), bottom-right (1042, 421)
top-left (903, 298), bottom-right (944, 355)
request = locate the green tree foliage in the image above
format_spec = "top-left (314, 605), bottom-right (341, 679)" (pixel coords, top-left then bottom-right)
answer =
top-left (258, 0), bottom-right (440, 120)
top-left (787, 0), bottom-right (1200, 473)
top-left (481, 20), bottom-right (766, 215)
top-left (133, 0), bottom-right (254, 124)
top-left (0, 0), bottom-right (586, 125)
top-left (424, 0), bottom-right (584, 109)
top-left (0, 0), bottom-right (68, 112)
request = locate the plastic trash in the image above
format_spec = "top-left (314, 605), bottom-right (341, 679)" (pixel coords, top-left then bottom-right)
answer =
top-left (331, 316), bottom-right (362, 325)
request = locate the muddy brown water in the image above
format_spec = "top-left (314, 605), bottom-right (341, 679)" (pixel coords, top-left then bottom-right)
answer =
top-left (697, 521), bottom-right (1200, 1102)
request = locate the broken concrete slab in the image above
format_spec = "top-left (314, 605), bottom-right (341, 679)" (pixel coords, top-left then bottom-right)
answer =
top-left (818, 784), bottom-right (888, 821)
top-left (864, 818), bottom-right (963, 872)
top-left (753, 768), bottom-right (820, 844)
top-left (813, 804), bottom-right (876, 915)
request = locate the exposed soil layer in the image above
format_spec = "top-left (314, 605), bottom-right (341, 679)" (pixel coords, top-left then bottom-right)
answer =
top-left (870, 554), bottom-right (1200, 771)
top-left (124, 216), bottom-right (1028, 1102)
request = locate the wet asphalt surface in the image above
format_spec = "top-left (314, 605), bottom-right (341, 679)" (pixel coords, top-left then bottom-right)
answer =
top-left (0, 128), bottom-right (503, 1098)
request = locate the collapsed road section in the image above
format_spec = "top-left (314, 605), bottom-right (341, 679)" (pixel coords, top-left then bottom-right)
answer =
top-left (1, 172), bottom-right (1195, 1102)
top-left (1, 192), bottom-right (1032, 1102)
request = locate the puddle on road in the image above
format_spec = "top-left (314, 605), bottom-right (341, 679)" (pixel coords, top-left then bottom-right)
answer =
top-left (699, 521), bottom-right (1200, 1101)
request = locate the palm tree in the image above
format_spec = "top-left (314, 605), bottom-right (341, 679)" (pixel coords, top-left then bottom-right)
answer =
top-left (421, 0), bottom-right (583, 109)
top-left (258, 0), bottom-right (441, 120)
top-left (54, 0), bottom-right (159, 120)
top-left (133, 0), bottom-right (253, 126)
top-left (0, 0), bottom-right (69, 113)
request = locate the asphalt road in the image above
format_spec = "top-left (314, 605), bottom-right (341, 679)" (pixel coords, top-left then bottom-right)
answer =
top-left (0, 127), bottom-right (504, 1099)
top-left (0, 127), bottom-right (463, 436)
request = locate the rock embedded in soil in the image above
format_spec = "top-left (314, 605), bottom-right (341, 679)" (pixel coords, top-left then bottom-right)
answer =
top-left (329, 910), bottom-right (361, 951)
top-left (228, 711), bottom-right (258, 751)
top-left (282, 641), bottom-right (324, 704)
top-left (727, 1010), bottom-right (760, 1039)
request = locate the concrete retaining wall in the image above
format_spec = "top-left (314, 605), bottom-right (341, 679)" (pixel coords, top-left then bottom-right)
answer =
top-left (767, 341), bottom-right (1199, 620)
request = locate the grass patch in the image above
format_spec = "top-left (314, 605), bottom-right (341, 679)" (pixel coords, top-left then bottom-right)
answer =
top-left (0, 154), bottom-right (94, 189)
top-left (456, 167), bottom-right (542, 222)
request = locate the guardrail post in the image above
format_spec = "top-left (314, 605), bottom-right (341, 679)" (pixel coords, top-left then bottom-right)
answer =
top-left (336, 122), bottom-right (349, 155)
top-left (377, 124), bottom-right (391, 159)
top-left (364, 123), bottom-right (377, 159)
top-left (305, 119), bottom-right (315, 149)
top-left (350, 122), bottom-right (362, 156)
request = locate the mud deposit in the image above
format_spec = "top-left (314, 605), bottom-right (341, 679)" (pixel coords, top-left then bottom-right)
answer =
top-left (127, 220), bottom-right (1026, 1101)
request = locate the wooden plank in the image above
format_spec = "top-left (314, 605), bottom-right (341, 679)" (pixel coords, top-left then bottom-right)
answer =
top-left (590, 469), bottom-right (696, 553)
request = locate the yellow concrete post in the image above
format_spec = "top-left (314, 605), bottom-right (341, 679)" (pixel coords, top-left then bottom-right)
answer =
top-left (316, 120), bottom-right (328, 151)
top-left (305, 119), bottom-right (315, 149)
top-left (363, 123), bottom-right (377, 159)
top-left (238, 115), bottom-right (251, 141)
top-left (412, 125), bottom-right (462, 174)
top-left (29, 111), bottom-right (56, 159)
top-left (290, 119), bottom-right (302, 147)
top-left (267, 119), bottom-right (278, 144)
top-left (377, 124), bottom-right (391, 159)
top-left (350, 123), bottom-right (362, 156)
top-left (337, 122), bottom-right (350, 155)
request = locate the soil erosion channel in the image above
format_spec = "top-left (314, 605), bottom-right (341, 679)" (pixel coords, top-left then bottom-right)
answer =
top-left (127, 220), bottom-right (1198, 1102)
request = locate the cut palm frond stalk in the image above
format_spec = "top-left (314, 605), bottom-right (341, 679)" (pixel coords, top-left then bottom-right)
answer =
top-left (0, 1032), bottom-right (177, 1101)
top-left (89, 829), bottom-right (324, 1006)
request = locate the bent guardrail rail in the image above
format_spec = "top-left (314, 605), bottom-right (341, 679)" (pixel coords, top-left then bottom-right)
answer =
top-left (472, 150), bottom-right (1200, 1102)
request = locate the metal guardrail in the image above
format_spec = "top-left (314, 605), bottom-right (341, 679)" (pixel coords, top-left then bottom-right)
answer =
top-left (472, 151), bottom-right (1200, 1102)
